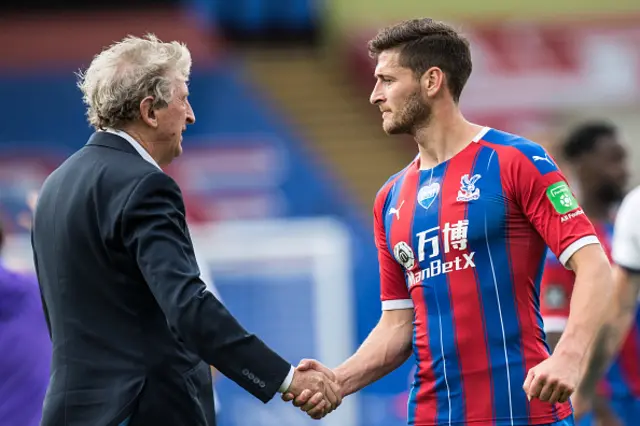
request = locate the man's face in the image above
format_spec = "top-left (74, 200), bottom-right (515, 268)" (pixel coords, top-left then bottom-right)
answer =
top-left (152, 78), bottom-right (195, 164)
top-left (369, 50), bottom-right (431, 135)
top-left (579, 136), bottom-right (629, 204)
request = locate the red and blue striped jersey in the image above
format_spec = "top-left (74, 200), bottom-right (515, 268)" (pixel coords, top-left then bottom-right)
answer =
top-left (374, 127), bottom-right (599, 426)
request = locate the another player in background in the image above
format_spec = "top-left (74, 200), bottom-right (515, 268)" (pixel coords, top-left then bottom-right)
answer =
top-left (284, 18), bottom-right (614, 425)
top-left (571, 190), bottom-right (640, 422)
top-left (540, 122), bottom-right (631, 426)
top-left (0, 218), bottom-right (51, 426)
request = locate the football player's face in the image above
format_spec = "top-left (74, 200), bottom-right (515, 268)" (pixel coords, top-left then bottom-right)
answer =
top-left (370, 50), bottom-right (431, 135)
top-left (583, 136), bottom-right (629, 203)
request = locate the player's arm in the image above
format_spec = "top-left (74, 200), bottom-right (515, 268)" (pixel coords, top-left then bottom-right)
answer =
top-left (333, 189), bottom-right (415, 396)
top-left (333, 308), bottom-right (414, 396)
top-left (575, 265), bottom-right (640, 399)
top-left (553, 244), bottom-right (612, 364)
top-left (512, 146), bottom-right (613, 402)
top-left (575, 189), bottom-right (640, 401)
top-left (283, 185), bottom-right (414, 410)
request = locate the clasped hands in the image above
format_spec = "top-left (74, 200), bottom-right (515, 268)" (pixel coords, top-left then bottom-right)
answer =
top-left (282, 359), bottom-right (343, 420)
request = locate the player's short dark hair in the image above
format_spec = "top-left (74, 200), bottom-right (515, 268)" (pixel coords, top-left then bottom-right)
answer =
top-left (561, 121), bottom-right (617, 162)
top-left (368, 18), bottom-right (472, 103)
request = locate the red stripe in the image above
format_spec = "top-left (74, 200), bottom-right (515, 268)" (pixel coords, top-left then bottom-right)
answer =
top-left (388, 160), bottom-right (438, 424)
top-left (438, 143), bottom-right (494, 422)
top-left (485, 142), bottom-right (571, 420)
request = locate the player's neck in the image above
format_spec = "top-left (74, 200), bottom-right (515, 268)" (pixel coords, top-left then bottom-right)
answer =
top-left (414, 108), bottom-right (483, 170)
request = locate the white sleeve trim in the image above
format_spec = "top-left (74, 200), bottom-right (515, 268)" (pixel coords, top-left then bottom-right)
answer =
top-left (382, 299), bottom-right (414, 310)
top-left (543, 316), bottom-right (568, 333)
top-left (558, 235), bottom-right (600, 269)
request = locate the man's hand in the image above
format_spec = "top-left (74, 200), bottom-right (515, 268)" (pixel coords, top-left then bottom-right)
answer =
top-left (282, 359), bottom-right (342, 419)
top-left (523, 353), bottom-right (580, 404)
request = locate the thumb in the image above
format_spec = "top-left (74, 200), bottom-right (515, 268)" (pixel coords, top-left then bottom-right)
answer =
top-left (296, 359), bottom-right (316, 371)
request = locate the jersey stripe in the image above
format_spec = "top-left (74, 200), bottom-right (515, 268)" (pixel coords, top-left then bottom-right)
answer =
top-left (466, 144), bottom-right (527, 425)
top-left (388, 162), bottom-right (437, 425)
top-left (412, 162), bottom-right (458, 425)
top-left (439, 143), bottom-right (495, 424)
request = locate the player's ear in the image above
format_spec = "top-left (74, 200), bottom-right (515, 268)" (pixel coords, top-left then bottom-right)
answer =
top-left (421, 67), bottom-right (445, 98)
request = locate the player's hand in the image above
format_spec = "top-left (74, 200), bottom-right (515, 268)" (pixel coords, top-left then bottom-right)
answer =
top-left (282, 359), bottom-right (342, 419)
top-left (523, 353), bottom-right (580, 404)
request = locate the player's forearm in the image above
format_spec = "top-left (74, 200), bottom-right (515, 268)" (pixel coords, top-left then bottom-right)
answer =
top-left (333, 315), bottom-right (413, 397)
top-left (578, 267), bottom-right (639, 397)
top-left (554, 254), bottom-right (612, 362)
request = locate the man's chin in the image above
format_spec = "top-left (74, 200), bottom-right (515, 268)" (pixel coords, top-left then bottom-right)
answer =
top-left (383, 123), bottom-right (408, 136)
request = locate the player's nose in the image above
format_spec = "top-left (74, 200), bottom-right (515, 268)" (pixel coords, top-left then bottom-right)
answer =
top-left (370, 82), bottom-right (385, 105)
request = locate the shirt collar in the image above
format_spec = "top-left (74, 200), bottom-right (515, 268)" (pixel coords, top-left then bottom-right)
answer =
top-left (103, 128), bottom-right (161, 170)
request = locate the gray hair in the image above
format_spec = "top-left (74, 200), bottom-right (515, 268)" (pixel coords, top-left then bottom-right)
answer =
top-left (77, 33), bottom-right (192, 130)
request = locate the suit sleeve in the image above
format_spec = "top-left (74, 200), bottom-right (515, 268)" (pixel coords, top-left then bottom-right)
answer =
top-left (374, 189), bottom-right (413, 311)
top-left (512, 148), bottom-right (598, 268)
top-left (540, 253), bottom-right (574, 333)
top-left (122, 171), bottom-right (291, 403)
top-left (612, 187), bottom-right (640, 273)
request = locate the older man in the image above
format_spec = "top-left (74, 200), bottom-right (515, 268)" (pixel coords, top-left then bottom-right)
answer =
top-left (31, 34), bottom-right (338, 426)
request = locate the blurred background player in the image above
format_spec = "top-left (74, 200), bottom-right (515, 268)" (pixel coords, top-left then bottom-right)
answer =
top-left (540, 121), bottom-right (632, 425)
top-left (0, 218), bottom-right (51, 426)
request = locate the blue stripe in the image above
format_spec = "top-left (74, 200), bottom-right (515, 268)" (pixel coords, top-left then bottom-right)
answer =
top-left (467, 146), bottom-right (529, 423)
top-left (412, 162), bottom-right (467, 424)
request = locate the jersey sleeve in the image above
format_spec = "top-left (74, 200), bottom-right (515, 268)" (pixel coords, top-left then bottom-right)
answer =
top-left (612, 186), bottom-right (640, 272)
top-left (512, 146), bottom-right (599, 268)
top-left (373, 187), bottom-right (414, 311)
top-left (540, 251), bottom-right (574, 333)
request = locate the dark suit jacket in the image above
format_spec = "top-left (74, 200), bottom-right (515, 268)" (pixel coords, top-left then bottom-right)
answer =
top-left (31, 132), bottom-right (291, 426)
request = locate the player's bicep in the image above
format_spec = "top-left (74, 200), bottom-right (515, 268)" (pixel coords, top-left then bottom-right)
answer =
top-left (515, 155), bottom-right (597, 268)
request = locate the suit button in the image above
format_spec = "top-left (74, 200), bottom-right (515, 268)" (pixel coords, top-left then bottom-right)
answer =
top-left (242, 369), bottom-right (249, 376)
top-left (248, 373), bottom-right (255, 380)
top-left (259, 381), bottom-right (266, 388)
top-left (253, 377), bottom-right (261, 384)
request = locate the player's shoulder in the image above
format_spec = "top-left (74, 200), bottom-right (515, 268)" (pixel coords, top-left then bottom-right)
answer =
top-left (479, 128), bottom-right (559, 176)
top-left (374, 157), bottom-right (417, 205)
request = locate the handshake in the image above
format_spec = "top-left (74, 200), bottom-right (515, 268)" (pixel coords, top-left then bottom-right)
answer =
top-left (282, 359), bottom-right (343, 420)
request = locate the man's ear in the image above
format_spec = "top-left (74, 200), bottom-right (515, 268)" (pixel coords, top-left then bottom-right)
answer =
top-left (421, 66), bottom-right (445, 98)
top-left (139, 96), bottom-right (158, 128)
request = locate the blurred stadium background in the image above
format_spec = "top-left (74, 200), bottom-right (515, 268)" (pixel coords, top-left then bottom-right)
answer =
top-left (1, 1), bottom-right (640, 425)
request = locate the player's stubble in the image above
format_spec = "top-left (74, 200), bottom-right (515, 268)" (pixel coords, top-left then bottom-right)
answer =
top-left (383, 87), bottom-right (432, 136)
